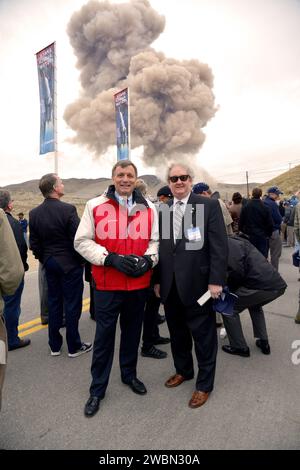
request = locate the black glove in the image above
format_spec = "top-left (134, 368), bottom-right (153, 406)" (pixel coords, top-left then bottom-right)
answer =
top-left (127, 254), bottom-right (153, 278)
top-left (104, 253), bottom-right (137, 275)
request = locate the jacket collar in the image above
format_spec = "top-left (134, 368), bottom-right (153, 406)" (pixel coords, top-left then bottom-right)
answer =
top-left (106, 185), bottom-right (149, 208)
top-left (167, 191), bottom-right (201, 207)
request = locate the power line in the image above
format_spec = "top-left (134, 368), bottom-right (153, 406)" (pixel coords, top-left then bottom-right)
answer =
top-left (217, 161), bottom-right (300, 179)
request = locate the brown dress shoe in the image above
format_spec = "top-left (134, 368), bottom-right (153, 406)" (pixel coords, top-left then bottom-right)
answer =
top-left (165, 374), bottom-right (186, 388)
top-left (188, 391), bottom-right (209, 408)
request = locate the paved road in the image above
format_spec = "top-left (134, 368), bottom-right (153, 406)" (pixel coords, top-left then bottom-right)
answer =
top-left (0, 247), bottom-right (299, 450)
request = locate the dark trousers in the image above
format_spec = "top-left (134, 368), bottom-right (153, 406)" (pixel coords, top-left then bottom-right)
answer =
top-left (249, 235), bottom-right (268, 258)
top-left (222, 287), bottom-right (285, 349)
top-left (44, 257), bottom-right (83, 354)
top-left (39, 262), bottom-right (66, 325)
top-left (3, 278), bottom-right (24, 348)
top-left (142, 288), bottom-right (160, 350)
top-left (38, 263), bottom-right (48, 323)
top-left (164, 280), bottom-right (217, 393)
top-left (89, 283), bottom-right (95, 320)
top-left (90, 289), bottom-right (147, 398)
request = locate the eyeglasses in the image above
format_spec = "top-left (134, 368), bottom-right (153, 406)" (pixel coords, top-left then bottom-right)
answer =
top-left (169, 175), bottom-right (190, 183)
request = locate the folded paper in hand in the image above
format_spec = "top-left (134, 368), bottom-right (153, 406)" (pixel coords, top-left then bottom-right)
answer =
top-left (197, 290), bottom-right (211, 306)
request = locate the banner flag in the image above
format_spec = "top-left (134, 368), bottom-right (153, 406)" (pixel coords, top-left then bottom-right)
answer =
top-left (36, 43), bottom-right (55, 155)
top-left (114, 88), bottom-right (130, 160)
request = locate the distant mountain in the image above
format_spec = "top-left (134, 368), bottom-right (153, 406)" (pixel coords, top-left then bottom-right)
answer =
top-left (3, 173), bottom-right (250, 198)
top-left (261, 164), bottom-right (300, 196)
top-left (3, 163), bottom-right (298, 217)
top-left (3, 177), bottom-right (111, 195)
top-left (215, 182), bottom-right (259, 200)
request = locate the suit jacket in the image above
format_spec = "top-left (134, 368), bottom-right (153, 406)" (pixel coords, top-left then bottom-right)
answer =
top-left (157, 192), bottom-right (228, 306)
top-left (5, 212), bottom-right (28, 271)
top-left (29, 198), bottom-right (83, 273)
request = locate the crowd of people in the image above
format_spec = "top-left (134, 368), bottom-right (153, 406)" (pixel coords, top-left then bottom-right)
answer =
top-left (0, 161), bottom-right (298, 417)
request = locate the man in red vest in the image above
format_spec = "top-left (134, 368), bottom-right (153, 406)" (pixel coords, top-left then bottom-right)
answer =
top-left (75, 160), bottom-right (159, 417)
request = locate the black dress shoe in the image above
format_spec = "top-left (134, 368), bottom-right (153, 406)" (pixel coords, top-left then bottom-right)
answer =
top-left (153, 336), bottom-right (170, 345)
top-left (256, 339), bottom-right (271, 355)
top-left (222, 345), bottom-right (250, 357)
top-left (8, 338), bottom-right (31, 351)
top-left (124, 378), bottom-right (147, 395)
top-left (84, 396), bottom-right (101, 417)
top-left (141, 345), bottom-right (167, 359)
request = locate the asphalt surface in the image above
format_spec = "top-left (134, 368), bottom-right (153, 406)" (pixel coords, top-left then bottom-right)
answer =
top-left (0, 247), bottom-right (299, 450)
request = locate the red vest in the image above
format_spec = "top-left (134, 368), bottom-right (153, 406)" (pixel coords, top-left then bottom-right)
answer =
top-left (91, 198), bottom-right (153, 291)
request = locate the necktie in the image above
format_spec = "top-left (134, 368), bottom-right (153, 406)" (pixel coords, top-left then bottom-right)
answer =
top-left (119, 197), bottom-right (127, 207)
top-left (173, 201), bottom-right (184, 241)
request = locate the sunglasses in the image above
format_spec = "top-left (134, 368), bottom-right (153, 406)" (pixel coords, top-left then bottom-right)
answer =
top-left (169, 175), bottom-right (190, 183)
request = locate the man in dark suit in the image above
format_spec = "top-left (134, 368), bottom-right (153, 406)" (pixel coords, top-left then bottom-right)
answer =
top-left (29, 173), bottom-right (92, 358)
top-left (154, 163), bottom-right (228, 408)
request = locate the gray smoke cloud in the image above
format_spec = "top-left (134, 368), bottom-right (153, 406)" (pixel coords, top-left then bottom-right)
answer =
top-left (64, 0), bottom-right (217, 167)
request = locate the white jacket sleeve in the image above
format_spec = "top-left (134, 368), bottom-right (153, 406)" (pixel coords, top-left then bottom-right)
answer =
top-left (74, 200), bottom-right (108, 266)
top-left (144, 200), bottom-right (159, 267)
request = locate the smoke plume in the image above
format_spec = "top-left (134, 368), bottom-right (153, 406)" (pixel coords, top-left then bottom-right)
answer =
top-left (64, 0), bottom-right (217, 167)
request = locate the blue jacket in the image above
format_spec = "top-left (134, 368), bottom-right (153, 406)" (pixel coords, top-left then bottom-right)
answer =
top-left (264, 196), bottom-right (282, 231)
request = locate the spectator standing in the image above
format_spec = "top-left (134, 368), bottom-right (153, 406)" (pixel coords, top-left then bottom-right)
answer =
top-left (286, 204), bottom-right (296, 248)
top-left (228, 192), bottom-right (243, 233)
top-left (135, 182), bottom-right (171, 360)
top-left (0, 190), bottom-right (30, 350)
top-left (192, 182), bottom-right (232, 330)
top-left (157, 185), bottom-right (173, 205)
top-left (154, 164), bottom-right (228, 409)
top-left (74, 160), bottom-right (159, 417)
top-left (293, 199), bottom-right (300, 323)
top-left (278, 200), bottom-right (285, 218)
top-left (0, 209), bottom-right (24, 409)
top-left (281, 202), bottom-right (290, 245)
top-left (18, 212), bottom-right (28, 246)
top-left (239, 187), bottom-right (273, 258)
top-left (263, 186), bottom-right (283, 270)
top-left (192, 183), bottom-right (233, 235)
top-left (29, 174), bottom-right (90, 358)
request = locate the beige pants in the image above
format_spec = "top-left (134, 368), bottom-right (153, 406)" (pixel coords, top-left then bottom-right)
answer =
top-left (280, 222), bottom-right (287, 242)
top-left (286, 226), bottom-right (295, 247)
top-left (0, 315), bottom-right (7, 411)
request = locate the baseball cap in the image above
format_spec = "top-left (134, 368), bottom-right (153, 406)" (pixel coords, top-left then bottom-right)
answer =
top-left (212, 287), bottom-right (238, 316)
top-left (292, 250), bottom-right (300, 267)
top-left (267, 186), bottom-right (283, 195)
top-left (192, 182), bottom-right (210, 194)
top-left (157, 186), bottom-right (172, 198)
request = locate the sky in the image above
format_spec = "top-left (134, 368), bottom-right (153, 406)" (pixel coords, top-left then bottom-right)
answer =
top-left (1, 0), bottom-right (300, 186)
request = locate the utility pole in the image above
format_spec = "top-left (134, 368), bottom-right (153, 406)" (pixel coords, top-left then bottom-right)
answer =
top-left (246, 171), bottom-right (249, 198)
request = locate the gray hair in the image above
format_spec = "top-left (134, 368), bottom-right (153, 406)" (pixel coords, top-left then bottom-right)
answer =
top-left (0, 189), bottom-right (11, 210)
top-left (39, 173), bottom-right (58, 198)
top-left (166, 162), bottom-right (194, 181)
top-left (135, 178), bottom-right (148, 196)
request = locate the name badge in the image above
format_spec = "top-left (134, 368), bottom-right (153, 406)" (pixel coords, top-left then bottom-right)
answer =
top-left (186, 226), bottom-right (201, 242)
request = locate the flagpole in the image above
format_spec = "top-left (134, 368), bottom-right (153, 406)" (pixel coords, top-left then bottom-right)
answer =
top-left (54, 41), bottom-right (58, 174)
top-left (127, 87), bottom-right (131, 160)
